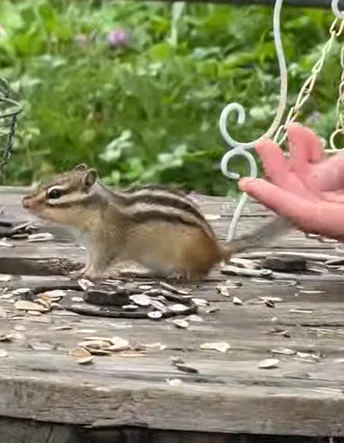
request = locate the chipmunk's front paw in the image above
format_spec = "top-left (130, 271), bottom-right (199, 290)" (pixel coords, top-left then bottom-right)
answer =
top-left (166, 270), bottom-right (189, 281)
top-left (69, 267), bottom-right (87, 280)
top-left (82, 268), bottom-right (104, 282)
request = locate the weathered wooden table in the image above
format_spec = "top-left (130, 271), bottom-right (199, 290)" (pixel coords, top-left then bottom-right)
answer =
top-left (1, 186), bottom-right (344, 443)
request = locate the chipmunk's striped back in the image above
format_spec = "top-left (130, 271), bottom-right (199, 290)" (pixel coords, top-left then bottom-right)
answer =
top-left (108, 184), bottom-right (217, 240)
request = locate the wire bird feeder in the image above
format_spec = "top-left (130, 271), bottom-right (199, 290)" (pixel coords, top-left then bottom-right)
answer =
top-left (0, 78), bottom-right (21, 176)
top-left (220, 0), bottom-right (344, 242)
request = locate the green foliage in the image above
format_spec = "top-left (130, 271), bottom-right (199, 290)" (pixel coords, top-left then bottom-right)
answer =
top-left (0, 0), bottom-right (341, 195)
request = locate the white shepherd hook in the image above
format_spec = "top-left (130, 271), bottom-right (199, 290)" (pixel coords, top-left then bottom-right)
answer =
top-left (332, 0), bottom-right (344, 19)
top-left (220, 0), bottom-right (287, 242)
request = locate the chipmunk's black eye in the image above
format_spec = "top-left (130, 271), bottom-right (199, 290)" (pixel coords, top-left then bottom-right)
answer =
top-left (47, 188), bottom-right (63, 199)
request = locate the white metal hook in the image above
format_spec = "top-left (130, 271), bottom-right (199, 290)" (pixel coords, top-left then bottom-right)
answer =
top-left (219, 0), bottom-right (287, 241)
top-left (332, 0), bottom-right (344, 20)
top-left (219, 0), bottom-right (287, 152)
top-left (220, 145), bottom-right (258, 181)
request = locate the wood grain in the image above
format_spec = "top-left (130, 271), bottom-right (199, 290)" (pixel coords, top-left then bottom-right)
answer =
top-left (0, 187), bottom-right (344, 437)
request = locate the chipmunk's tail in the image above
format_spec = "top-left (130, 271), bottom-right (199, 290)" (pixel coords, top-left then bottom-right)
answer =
top-left (220, 216), bottom-right (293, 260)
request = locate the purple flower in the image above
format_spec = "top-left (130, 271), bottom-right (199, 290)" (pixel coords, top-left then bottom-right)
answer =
top-left (107, 29), bottom-right (128, 47)
top-left (306, 111), bottom-right (321, 125)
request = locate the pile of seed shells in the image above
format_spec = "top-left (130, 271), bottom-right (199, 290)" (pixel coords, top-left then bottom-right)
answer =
top-left (69, 279), bottom-right (206, 320)
top-left (0, 219), bottom-right (43, 239)
top-left (0, 217), bottom-right (55, 247)
top-left (1, 279), bottom-right (209, 321)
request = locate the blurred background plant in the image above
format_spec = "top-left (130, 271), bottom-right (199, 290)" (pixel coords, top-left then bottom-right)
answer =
top-left (0, 0), bottom-right (340, 195)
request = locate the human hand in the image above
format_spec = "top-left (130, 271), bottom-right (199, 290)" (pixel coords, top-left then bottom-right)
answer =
top-left (239, 124), bottom-right (344, 241)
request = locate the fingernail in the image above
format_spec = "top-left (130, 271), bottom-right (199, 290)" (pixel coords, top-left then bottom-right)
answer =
top-left (239, 177), bottom-right (255, 189)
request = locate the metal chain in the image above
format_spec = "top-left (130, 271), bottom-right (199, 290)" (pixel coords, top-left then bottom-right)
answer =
top-left (273, 17), bottom-right (344, 148)
top-left (221, 1), bottom-right (344, 246)
top-left (329, 42), bottom-right (344, 150)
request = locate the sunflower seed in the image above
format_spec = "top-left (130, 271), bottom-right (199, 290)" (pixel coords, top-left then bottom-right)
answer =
top-left (258, 358), bottom-right (279, 369)
top-left (14, 300), bottom-right (48, 312)
top-left (205, 214), bottom-right (221, 221)
top-left (159, 281), bottom-right (190, 295)
top-left (50, 325), bottom-right (73, 331)
top-left (76, 329), bottom-right (98, 334)
top-left (122, 304), bottom-right (138, 311)
top-left (166, 378), bottom-right (183, 386)
top-left (206, 307), bottom-right (220, 314)
top-left (35, 298), bottom-right (51, 310)
top-left (259, 296), bottom-right (283, 303)
top-left (139, 285), bottom-right (153, 291)
top-left (78, 340), bottom-right (109, 350)
top-left (14, 288), bottom-right (31, 296)
top-left (225, 279), bottom-right (242, 287)
top-left (144, 288), bottom-right (162, 297)
top-left (150, 300), bottom-right (166, 312)
top-left (129, 293), bottom-right (151, 307)
top-left (192, 298), bottom-right (208, 307)
top-left (0, 334), bottom-right (13, 342)
top-left (27, 311), bottom-right (42, 317)
top-left (109, 337), bottom-right (129, 351)
top-left (78, 279), bottom-right (95, 291)
top-left (296, 351), bottom-right (320, 361)
top-left (0, 292), bottom-right (14, 300)
top-left (233, 296), bottom-right (243, 305)
top-left (289, 309), bottom-right (313, 314)
top-left (143, 342), bottom-right (166, 350)
top-left (170, 304), bottom-right (188, 314)
top-left (172, 319), bottom-right (189, 329)
top-left (28, 232), bottom-right (54, 242)
top-left (200, 341), bottom-right (230, 353)
top-left (28, 339), bottom-right (55, 351)
top-left (42, 290), bottom-right (67, 299)
top-left (170, 355), bottom-right (184, 364)
top-left (175, 363), bottom-right (199, 373)
top-left (216, 285), bottom-right (230, 297)
top-left (70, 346), bottom-right (92, 359)
top-left (185, 314), bottom-right (204, 322)
top-left (71, 296), bottom-right (84, 303)
top-left (77, 356), bottom-right (94, 365)
top-left (271, 348), bottom-right (296, 355)
top-left (87, 349), bottom-right (112, 356)
top-left (0, 239), bottom-right (14, 247)
top-left (147, 311), bottom-right (163, 320)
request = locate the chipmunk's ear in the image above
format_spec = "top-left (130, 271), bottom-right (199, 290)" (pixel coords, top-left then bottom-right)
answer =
top-left (82, 168), bottom-right (97, 189)
top-left (74, 163), bottom-right (88, 171)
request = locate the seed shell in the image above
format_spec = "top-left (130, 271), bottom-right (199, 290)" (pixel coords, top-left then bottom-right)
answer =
top-left (258, 358), bottom-right (279, 369)
top-left (129, 293), bottom-right (151, 307)
top-left (172, 319), bottom-right (189, 329)
top-left (200, 341), bottom-right (230, 353)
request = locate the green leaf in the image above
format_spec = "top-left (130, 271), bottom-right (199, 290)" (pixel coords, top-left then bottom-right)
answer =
top-left (147, 42), bottom-right (173, 60)
top-left (0, 1), bottom-right (23, 30)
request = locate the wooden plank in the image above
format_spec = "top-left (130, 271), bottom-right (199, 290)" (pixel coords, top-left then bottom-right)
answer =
top-left (1, 187), bottom-right (344, 437)
top-left (0, 418), bottom-right (78, 443)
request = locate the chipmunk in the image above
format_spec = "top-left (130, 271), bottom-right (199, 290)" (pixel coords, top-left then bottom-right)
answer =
top-left (21, 164), bottom-right (293, 281)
